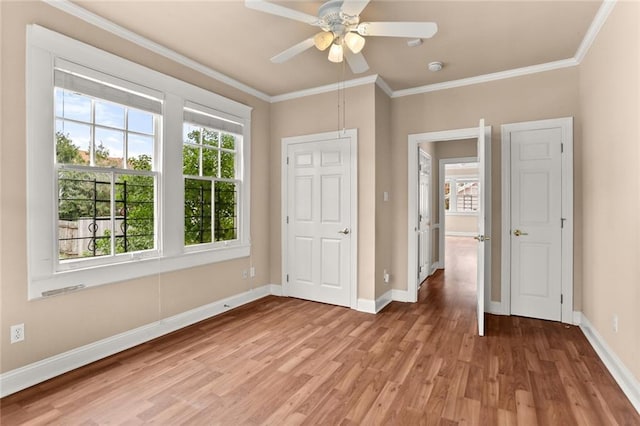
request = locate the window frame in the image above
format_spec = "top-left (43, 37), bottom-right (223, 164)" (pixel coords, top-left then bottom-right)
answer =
top-left (27, 25), bottom-right (252, 300)
top-left (181, 118), bottom-right (242, 250)
top-left (444, 175), bottom-right (480, 216)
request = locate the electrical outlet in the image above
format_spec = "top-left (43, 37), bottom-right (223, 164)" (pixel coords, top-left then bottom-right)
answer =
top-left (383, 269), bottom-right (390, 284)
top-left (250, 267), bottom-right (256, 278)
top-left (242, 269), bottom-right (248, 279)
top-left (613, 315), bottom-right (619, 333)
top-left (10, 324), bottom-right (25, 344)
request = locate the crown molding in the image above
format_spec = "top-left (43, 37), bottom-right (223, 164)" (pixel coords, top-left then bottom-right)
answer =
top-left (391, 58), bottom-right (579, 98)
top-left (270, 74), bottom-right (380, 103)
top-left (42, 0), bottom-right (271, 103)
top-left (574, 0), bottom-right (617, 63)
top-left (43, 0), bottom-right (615, 104)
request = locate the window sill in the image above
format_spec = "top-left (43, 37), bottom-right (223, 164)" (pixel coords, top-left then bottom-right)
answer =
top-left (29, 244), bottom-right (250, 300)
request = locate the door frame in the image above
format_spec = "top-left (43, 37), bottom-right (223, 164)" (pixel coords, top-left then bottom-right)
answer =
top-left (408, 125), bottom-right (492, 303)
top-left (500, 117), bottom-right (573, 323)
top-left (281, 129), bottom-right (359, 310)
top-left (439, 156), bottom-right (479, 268)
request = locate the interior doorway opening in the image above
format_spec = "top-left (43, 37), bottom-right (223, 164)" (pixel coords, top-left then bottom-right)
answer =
top-left (408, 123), bottom-right (491, 336)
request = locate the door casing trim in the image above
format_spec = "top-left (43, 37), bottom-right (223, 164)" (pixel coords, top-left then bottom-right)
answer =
top-left (408, 125), bottom-right (492, 304)
top-left (281, 130), bottom-right (359, 310)
top-left (500, 117), bottom-right (573, 323)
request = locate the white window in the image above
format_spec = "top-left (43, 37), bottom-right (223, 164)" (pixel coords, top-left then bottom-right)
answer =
top-left (445, 177), bottom-right (479, 214)
top-left (27, 26), bottom-right (251, 299)
top-left (183, 108), bottom-right (242, 247)
top-left (55, 70), bottom-right (160, 268)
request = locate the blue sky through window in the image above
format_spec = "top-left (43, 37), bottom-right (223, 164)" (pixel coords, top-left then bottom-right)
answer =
top-left (55, 88), bottom-right (155, 167)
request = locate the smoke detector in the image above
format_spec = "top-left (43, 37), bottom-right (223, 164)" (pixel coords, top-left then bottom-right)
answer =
top-left (428, 61), bottom-right (443, 72)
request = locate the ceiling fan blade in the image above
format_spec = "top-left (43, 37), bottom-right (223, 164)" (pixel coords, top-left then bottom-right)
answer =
top-left (341, 0), bottom-right (371, 17)
top-left (345, 50), bottom-right (370, 74)
top-left (245, 0), bottom-right (318, 25)
top-left (357, 22), bottom-right (438, 39)
top-left (270, 37), bottom-right (315, 63)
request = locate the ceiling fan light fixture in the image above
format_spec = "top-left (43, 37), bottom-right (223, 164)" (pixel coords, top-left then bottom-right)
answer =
top-left (344, 32), bottom-right (365, 54)
top-left (314, 31), bottom-right (335, 51)
top-left (328, 42), bottom-right (344, 63)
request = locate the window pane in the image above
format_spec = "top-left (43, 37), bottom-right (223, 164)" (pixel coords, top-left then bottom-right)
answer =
top-left (183, 123), bottom-right (201, 145)
top-left (220, 151), bottom-right (235, 179)
top-left (128, 108), bottom-right (154, 134)
top-left (55, 122), bottom-right (90, 165)
top-left (456, 181), bottom-right (479, 212)
top-left (58, 170), bottom-right (112, 259)
top-left (184, 178), bottom-right (212, 245)
top-left (128, 134), bottom-right (154, 169)
top-left (183, 145), bottom-right (200, 176)
top-left (202, 147), bottom-right (218, 177)
top-left (202, 129), bottom-right (219, 147)
top-left (221, 133), bottom-right (235, 150)
top-left (95, 100), bottom-right (125, 129)
top-left (95, 128), bottom-right (125, 168)
top-left (114, 174), bottom-right (155, 253)
top-left (215, 181), bottom-right (237, 242)
top-left (56, 89), bottom-right (91, 122)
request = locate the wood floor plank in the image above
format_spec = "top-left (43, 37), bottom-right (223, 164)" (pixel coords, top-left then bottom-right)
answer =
top-left (2, 237), bottom-right (638, 425)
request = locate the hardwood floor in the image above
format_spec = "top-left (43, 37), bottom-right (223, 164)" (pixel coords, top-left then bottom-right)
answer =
top-left (2, 238), bottom-right (638, 425)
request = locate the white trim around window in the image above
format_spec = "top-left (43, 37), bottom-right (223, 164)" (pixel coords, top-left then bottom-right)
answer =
top-left (26, 25), bottom-right (252, 300)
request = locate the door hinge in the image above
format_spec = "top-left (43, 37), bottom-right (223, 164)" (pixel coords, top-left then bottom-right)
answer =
top-left (286, 156), bottom-right (290, 165)
top-left (561, 218), bottom-right (566, 228)
top-left (286, 216), bottom-right (289, 224)
top-left (561, 143), bottom-right (564, 153)
top-left (286, 274), bottom-right (289, 282)
top-left (561, 294), bottom-right (563, 304)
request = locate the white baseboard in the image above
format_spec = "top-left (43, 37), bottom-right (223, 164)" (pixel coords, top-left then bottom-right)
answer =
top-left (572, 310), bottom-right (582, 326)
top-left (0, 284), bottom-right (274, 398)
top-left (375, 290), bottom-right (393, 312)
top-left (356, 298), bottom-right (376, 314)
top-left (579, 312), bottom-right (640, 415)
top-left (392, 289), bottom-right (410, 302)
top-left (487, 301), bottom-right (504, 315)
top-left (269, 284), bottom-right (283, 296)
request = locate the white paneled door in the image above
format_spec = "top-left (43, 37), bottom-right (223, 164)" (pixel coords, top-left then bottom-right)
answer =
top-left (509, 126), bottom-right (563, 321)
top-left (418, 149), bottom-right (432, 285)
top-left (284, 133), bottom-right (355, 308)
top-left (475, 119), bottom-right (489, 337)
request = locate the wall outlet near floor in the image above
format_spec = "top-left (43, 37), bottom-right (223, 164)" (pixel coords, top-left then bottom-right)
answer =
top-left (612, 314), bottom-right (618, 333)
top-left (10, 324), bottom-right (25, 344)
top-left (383, 269), bottom-right (390, 284)
top-left (250, 267), bottom-right (256, 278)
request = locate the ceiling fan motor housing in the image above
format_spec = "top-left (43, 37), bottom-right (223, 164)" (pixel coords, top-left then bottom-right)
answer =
top-left (319, 0), bottom-right (360, 36)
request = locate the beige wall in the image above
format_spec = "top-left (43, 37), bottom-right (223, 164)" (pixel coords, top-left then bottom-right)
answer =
top-left (269, 84), bottom-right (378, 301)
top-left (374, 87), bottom-right (393, 298)
top-left (579, 2), bottom-right (640, 380)
top-left (391, 68), bottom-right (582, 304)
top-left (0, 2), bottom-right (272, 373)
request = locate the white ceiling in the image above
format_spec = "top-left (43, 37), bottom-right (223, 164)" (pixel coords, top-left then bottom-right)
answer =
top-left (72, 0), bottom-right (603, 97)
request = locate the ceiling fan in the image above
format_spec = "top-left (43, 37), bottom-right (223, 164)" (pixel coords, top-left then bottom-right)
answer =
top-left (245, 0), bottom-right (438, 74)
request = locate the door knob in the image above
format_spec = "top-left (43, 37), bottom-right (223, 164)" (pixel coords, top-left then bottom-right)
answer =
top-left (513, 229), bottom-right (528, 237)
top-left (338, 228), bottom-right (350, 235)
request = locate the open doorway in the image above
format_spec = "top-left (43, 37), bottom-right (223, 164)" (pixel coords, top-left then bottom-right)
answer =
top-left (408, 123), bottom-right (491, 336)
top-left (439, 152), bottom-right (479, 274)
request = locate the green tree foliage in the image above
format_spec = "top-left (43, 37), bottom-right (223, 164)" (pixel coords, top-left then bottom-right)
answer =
top-left (56, 132), bottom-right (154, 258)
top-left (183, 128), bottom-right (237, 245)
